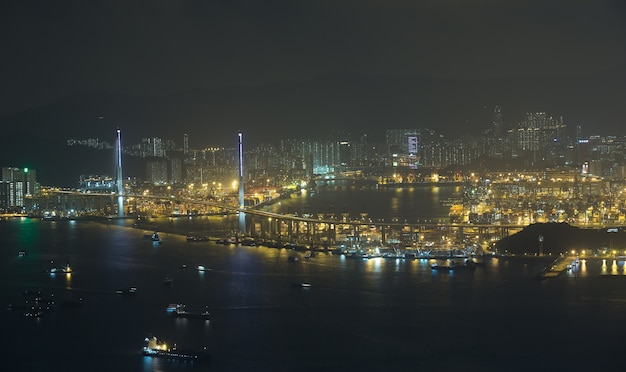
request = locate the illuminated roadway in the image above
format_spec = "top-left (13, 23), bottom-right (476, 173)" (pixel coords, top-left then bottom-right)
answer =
top-left (36, 189), bottom-right (625, 231)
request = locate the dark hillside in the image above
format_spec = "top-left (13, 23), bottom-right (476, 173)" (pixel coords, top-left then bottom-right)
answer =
top-left (495, 223), bottom-right (626, 255)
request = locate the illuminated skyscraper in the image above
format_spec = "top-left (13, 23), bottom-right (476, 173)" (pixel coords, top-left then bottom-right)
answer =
top-left (1, 167), bottom-right (37, 211)
top-left (386, 129), bottom-right (419, 168)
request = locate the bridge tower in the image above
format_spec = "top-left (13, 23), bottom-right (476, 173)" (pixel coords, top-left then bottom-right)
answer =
top-left (238, 131), bottom-right (245, 235)
top-left (116, 128), bottom-right (124, 217)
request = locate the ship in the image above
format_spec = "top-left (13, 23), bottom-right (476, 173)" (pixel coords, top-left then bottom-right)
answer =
top-left (431, 258), bottom-right (476, 271)
top-left (431, 259), bottom-right (456, 271)
top-left (186, 235), bottom-right (209, 242)
top-left (144, 231), bottom-right (161, 242)
top-left (142, 336), bottom-right (210, 361)
top-left (47, 262), bottom-right (72, 274)
top-left (166, 303), bottom-right (210, 320)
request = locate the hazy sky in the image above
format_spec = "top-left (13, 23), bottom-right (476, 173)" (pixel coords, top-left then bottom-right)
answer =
top-left (1, 0), bottom-right (625, 116)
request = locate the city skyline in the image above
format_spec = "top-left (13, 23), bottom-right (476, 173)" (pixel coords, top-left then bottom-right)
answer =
top-left (2, 1), bottom-right (626, 187)
top-left (4, 3), bottom-right (626, 368)
top-left (5, 114), bottom-right (626, 189)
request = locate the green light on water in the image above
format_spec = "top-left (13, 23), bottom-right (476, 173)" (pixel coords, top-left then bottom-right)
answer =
top-left (24, 168), bottom-right (29, 173)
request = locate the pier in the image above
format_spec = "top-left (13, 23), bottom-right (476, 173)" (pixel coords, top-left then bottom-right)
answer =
top-left (538, 256), bottom-right (580, 279)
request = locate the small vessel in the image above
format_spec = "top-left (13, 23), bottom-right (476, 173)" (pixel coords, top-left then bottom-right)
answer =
top-left (151, 231), bottom-right (160, 242)
top-left (63, 263), bottom-right (72, 273)
top-left (166, 304), bottom-right (210, 320)
top-left (47, 262), bottom-right (72, 274)
top-left (216, 237), bottom-right (237, 244)
top-left (431, 259), bottom-right (456, 271)
top-left (18, 250), bottom-right (26, 257)
top-left (163, 276), bottom-right (174, 286)
top-left (116, 287), bottom-right (137, 296)
top-left (143, 336), bottom-right (210, 361)
top-left (186, 235), bottom-right (209, 242)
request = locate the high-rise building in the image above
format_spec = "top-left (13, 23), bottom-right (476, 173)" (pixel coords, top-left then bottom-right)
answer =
top-left (300, 140), bottom-right (341, 174)
top-left (386, 129), bottom-right (419, 155)
top-left (513, 112), bottom-right (565, 153)
top-left (141, 137), bottom-right (166, 157)
top-left (386, 129), bottom-right (420, 168)
top-left (170, 158), bottom-right (182, 184)
top-left (146, 160), bottom-right (168, 184)
top-left (493, 106), bottom-right (503, 138)
top-left (0, 167), bottom-right (37, 211)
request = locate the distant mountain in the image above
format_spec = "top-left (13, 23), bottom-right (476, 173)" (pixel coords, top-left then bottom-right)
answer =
top-left (1, 68), bottom-right (625, 186)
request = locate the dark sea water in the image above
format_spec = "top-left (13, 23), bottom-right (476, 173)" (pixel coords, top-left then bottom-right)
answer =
top-left (260, 183), bottom-right (460, 222)
top-left (2, 188), bottom-right (626, 371)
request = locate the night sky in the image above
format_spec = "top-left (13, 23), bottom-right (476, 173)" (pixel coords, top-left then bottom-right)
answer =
top-left (2, 0), bottom-right (625, 117)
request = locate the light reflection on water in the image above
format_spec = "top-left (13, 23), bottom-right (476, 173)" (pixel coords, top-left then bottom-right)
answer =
top-left (3, 218), bottom-right (626, 371)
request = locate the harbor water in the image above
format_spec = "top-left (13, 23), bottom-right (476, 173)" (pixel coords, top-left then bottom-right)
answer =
top-left (2, 187), bottom-right (626, 371)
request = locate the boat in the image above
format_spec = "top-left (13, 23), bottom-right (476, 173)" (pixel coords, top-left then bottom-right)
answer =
top-left (432, 259), bottom-right (476, 271)
top-left (47, 262), bottom-right (72, 274)
top-left (143, 336), bottom-right (211, 361)
top-left (186, 235), bottom-right (209, 242)
top-left (18, 250), bottom-right (26, 257)
top-left (166, 304), bottom-right (210, 320)
top-left (431, 260), bottom-right (456, 271)
top-left (163, 276), bottom-right (174, 286)
top-left (216, 237), bottom-right (237, 244)
top-left (151, 231), bottom-right (160, 242)
top-left (116, 287), bottom-right (137, 296)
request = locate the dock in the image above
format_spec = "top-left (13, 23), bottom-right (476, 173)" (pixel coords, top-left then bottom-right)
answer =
top-left (537, 256), bottom-right (579, 279)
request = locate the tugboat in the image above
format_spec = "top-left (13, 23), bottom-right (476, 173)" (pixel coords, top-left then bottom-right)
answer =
top-left (142, 336), bottom-right (210, 361)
